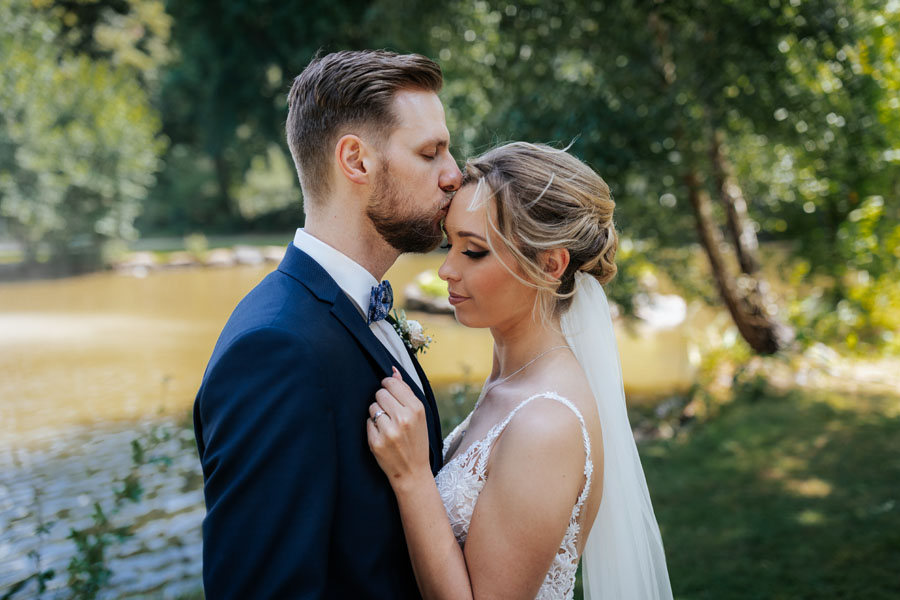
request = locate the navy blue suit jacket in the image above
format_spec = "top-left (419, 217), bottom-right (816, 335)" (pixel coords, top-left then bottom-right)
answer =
top-left (194, 243), bottom-right (443, 599)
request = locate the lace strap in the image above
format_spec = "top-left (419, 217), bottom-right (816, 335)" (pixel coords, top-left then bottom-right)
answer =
top-left (489, 392), bottom-right (593, 510)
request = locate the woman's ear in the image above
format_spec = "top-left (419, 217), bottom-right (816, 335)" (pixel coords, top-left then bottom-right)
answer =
top-left (542, 248), bottom-right (570, 282)
top-left (335, 134), bottom-right (373, 185)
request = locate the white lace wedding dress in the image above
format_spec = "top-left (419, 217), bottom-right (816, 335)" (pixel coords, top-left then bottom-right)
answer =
top-left (435, 391), bottom-right (593, 600)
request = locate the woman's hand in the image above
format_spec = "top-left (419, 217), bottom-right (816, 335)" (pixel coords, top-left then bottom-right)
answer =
top-left (367, 368), bottom-right (432, 491)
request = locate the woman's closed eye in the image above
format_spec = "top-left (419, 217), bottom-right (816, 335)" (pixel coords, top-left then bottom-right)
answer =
top-left (441, 243), bottom-right (489, 260)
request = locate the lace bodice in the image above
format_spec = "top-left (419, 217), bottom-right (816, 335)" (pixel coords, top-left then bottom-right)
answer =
top-left (435, 392), bottom-right (593, 600)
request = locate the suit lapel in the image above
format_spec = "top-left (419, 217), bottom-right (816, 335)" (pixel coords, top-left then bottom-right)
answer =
top-left (334, 303), bottom-right (442, 473)
top-left (387, 315), bottom-right (444, 473)
top-left (404, 346), bottom-right (443, 471)
top-left (279, 244), bottom-right (443, 472)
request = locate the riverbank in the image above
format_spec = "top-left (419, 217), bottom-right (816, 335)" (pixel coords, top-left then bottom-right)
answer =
top-left (0, 234), bottom-right (293, 282)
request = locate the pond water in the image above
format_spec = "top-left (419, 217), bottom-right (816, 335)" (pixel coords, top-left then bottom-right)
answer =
top-left (0, 250), bottom-right (698, 597)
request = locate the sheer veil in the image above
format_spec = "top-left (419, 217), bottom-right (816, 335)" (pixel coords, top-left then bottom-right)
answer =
top-left (561, 272), bottom-right (673, 600)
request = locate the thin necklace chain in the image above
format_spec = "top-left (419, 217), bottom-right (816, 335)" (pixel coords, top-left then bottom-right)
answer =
top-left (459, 345), bottom-right (570, 440)
top-left (480, 345), bottom-right (570, 399)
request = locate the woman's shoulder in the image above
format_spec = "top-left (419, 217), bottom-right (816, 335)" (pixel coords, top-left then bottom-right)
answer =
top-left (511, 393), bottom-right (586, 443)
top-left (490, 390), bottom-right (589, 471)
top-left (495, 354), bottom-right (597, 452)
top-left (520, 354), bottom-right (596, 421)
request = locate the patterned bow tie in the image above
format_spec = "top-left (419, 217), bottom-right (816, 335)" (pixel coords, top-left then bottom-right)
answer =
top-left (367, 280), bottom-right (394, 325)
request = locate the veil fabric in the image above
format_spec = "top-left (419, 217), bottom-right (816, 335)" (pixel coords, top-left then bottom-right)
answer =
top-left (561, 272), bottom-right (673, 600)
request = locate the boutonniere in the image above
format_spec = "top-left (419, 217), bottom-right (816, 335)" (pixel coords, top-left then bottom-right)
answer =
top-left (391, 309), bottom-right (432, 355)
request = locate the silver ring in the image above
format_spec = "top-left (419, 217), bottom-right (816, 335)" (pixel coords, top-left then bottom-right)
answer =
top-left (372, 410), bottom-right (386, 423)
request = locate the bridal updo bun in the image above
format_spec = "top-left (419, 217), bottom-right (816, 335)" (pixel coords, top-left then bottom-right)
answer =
top-left (463, 142), bottom-right (617, 317)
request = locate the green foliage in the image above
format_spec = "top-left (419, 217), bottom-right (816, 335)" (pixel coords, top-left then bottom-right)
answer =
top-left (142, 0), bottom-right (370, 233)
top-left (413, 269), bottom-right (448, 298)
top-left (0, 0), bottom-right (165, 267)
top-left (66, 502), bottom-right (125, 599)
top-left (233, 144), bottom-right (300, 220)
top-left (786, 194), bottom-right (900, 354)
top-left (435, 369), bottom-right (480, 434)
top-left (33, 0), bottom-right (173, 86)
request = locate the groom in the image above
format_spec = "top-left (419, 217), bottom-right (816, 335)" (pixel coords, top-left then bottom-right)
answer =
top-left (193, 50), bottom-right (462, 598)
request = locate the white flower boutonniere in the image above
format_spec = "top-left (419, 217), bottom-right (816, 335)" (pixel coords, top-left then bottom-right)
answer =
top-left (391, 309), bottom-right (432, 355)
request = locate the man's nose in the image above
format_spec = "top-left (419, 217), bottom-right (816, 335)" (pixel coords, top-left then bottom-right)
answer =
top-left (440, 162), bottom-right (463, 192)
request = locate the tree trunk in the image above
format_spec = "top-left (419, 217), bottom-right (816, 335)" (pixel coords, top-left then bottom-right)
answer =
top-left (710, 129), bottom-right (761, 275)
top-left (684, 171), bottom-right (793, 354)
top-left (649, 9), bottom-right (793, 354)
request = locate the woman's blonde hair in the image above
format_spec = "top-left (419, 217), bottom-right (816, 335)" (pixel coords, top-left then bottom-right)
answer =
top-left (463, 141), bottom-right (617, 320)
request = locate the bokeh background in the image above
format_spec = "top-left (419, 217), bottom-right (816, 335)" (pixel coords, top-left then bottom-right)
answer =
top-left (1, 0), bottom-right (899, 598)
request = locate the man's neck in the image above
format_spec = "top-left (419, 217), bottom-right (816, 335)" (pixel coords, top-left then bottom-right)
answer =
top-left (303, 214), bottom-right (399, 281)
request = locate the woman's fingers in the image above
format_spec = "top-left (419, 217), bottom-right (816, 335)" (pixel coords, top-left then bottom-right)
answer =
top-left (367, 371), bottom-right (431, 486)
top-left (380, 374), bottom-right (420, 410)
top-left (369, 401), bottom-right (388, 424)
top-left (375, 387), bottom-right (403, 415)
top-left (367, 417), bottom-right (388, 459)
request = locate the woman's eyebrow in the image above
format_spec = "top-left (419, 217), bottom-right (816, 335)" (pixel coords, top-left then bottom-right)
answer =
top-left (456, 231), bottom-right (487, 242)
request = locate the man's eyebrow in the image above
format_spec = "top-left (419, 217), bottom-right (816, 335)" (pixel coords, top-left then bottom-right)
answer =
top-left (421, 138), bottom-right (450, 149)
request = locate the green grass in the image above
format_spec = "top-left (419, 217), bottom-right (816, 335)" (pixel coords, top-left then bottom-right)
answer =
top-left (623, 390), bottom-right (900, 600)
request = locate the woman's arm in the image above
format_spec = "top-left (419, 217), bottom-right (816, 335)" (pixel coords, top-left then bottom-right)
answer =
top-left (368, 376), bottom-right (587, 599)
top-left (462, 398), bottom-right (587, 597)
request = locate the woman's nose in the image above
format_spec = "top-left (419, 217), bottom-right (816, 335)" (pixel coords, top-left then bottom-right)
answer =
top-left (437, 254), bottom-right (457, 282)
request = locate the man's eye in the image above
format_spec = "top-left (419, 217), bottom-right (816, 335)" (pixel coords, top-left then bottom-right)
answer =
top-left (422, 153), bottom-right (436, 161)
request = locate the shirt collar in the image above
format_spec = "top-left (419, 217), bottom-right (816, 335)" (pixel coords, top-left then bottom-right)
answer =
top-left (293, 228), bottom-right (378, 315)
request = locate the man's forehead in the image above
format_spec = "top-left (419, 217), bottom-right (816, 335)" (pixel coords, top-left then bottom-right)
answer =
top-left (390, 90), bottom-right (449, 138)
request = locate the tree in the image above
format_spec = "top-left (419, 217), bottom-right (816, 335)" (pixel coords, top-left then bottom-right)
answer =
top-left (142, 0), bottom-right (370, 234)
top-left (368, 0), bottom-right (898, 353)
top-left (0, 0), bottom-right (165, 270)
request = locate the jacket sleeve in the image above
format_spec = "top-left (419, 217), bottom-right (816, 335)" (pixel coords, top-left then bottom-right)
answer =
top-left (196, 326), bottom-right (337, 599)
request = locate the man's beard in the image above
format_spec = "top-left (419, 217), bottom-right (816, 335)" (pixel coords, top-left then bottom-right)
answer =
top-left (366, 163), bottom-right (447, 253)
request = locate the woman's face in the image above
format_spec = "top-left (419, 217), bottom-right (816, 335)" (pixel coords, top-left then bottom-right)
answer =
top-left (438, 184), bottom-right (538, 330)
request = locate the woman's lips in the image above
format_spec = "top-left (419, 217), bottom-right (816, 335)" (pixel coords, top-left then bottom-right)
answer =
top-left (448, 292), bottom-right (468, 306)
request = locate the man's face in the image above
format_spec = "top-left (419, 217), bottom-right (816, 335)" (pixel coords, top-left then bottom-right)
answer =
top-left (366, 89), bottom-right (462, 253)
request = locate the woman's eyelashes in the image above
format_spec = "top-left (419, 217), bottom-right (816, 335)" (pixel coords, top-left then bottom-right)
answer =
top-left (440, 242), bottom-right (489, 260)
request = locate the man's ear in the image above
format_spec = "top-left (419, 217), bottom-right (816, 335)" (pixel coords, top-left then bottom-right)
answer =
top-left (542, 248), bottom-right (570, 282)
top-left (335, 134), bottom-right (374, 185)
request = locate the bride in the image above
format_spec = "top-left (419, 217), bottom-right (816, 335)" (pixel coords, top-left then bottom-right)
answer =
top-left (366, 142), bottom-right (673, 599)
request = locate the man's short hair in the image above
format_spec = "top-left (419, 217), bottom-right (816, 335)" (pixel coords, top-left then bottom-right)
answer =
top-left (286, 49), bottom-right (443, 204)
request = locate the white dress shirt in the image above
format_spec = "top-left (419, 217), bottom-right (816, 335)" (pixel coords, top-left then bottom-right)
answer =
top-left (293, 229), bottom-right (423, 393)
